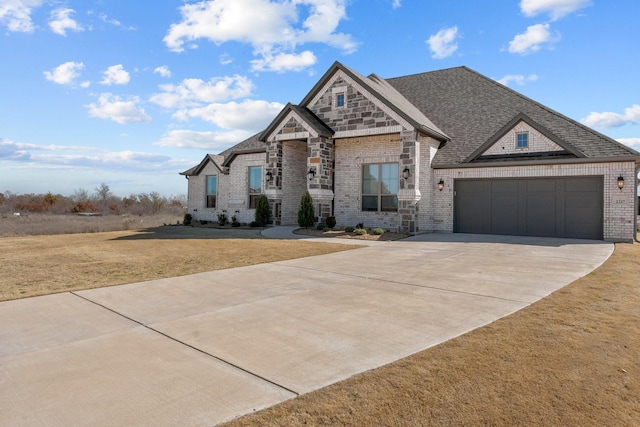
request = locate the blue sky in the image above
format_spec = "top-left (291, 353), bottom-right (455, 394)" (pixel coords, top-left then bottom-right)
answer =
top-left (1, 0), bottom-right (639, 197)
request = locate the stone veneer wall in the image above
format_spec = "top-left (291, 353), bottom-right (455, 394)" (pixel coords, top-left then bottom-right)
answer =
top-left (334, 134), bottom-right (403, 230)
top-left (308, 76), bottom-right (400, 133)
top-left (281, 140), bottom-right (308, 225)
top-left (428, 161), bottom-right (637, 241)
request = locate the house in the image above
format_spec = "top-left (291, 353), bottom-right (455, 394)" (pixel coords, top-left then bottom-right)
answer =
top-left (181, 62), bottom-right (640, 242)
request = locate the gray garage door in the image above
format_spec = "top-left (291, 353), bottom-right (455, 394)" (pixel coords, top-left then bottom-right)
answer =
top-left (454, 177), bottom-right (603, 239)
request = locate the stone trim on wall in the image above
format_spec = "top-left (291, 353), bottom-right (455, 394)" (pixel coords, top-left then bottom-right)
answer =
top-left (307, 69), bottom-right (413, 132)
top-left (266, 111), bottom-right (319, 142)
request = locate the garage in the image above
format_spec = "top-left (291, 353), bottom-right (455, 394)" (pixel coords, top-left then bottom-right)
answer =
top-left (454, 177), bottom-right (603, 239)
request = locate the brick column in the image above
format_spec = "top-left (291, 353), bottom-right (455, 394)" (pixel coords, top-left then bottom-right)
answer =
top-left (397, 130), bottom-right (421, 233)
top-left (307, 136), bottom-right (335, 224)
top-left (265, 139), bottom-right (283, 225)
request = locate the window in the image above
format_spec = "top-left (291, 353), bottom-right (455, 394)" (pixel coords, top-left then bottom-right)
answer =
top-left (248, 166), bottom-right (262, 209)
top-left (336, 92), bottom-right (345, 107)
top-left (362, 163), bottom-right (399, 212)
top-left (517, 132), bottom-right (529, 149)
top-left (206, 176), bottom-right (217, 208)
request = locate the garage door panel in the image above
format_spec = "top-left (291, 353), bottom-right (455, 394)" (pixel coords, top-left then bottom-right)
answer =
top-left (454, 177), bottom-right (602, 240)
top-left (526, 193), bottom-right (557, 236)
top-left (491, 193), bottom-right (518, 235)
top-left (566, 177), bottom-right (600, 192)
top-left (525, 179), bottom-right (556, 192)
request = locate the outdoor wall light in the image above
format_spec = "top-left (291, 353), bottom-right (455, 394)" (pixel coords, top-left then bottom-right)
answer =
top-left (265, 170), bottom-right (273, 182)
top-left (617, 176), bottom-right (624, 190)
top-left (308, 167), bottom-right (316, 180)
top-left (438, 179), bottom-right (445, 191)
top-left (402, 166), bottom-right (410, 180)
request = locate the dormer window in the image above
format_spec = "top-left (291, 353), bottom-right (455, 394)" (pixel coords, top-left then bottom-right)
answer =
top-left (516, 132), bottom-right (529, 149)
top-left (336, 92), bottom-right (345, 108)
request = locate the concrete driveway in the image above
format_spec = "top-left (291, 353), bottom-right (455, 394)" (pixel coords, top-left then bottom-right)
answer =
top-left (0, 232), bottom-right (612, 426)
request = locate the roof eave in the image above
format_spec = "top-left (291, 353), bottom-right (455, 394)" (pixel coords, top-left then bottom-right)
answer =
top-left (222, 148), bottom-right (266, 167)
top-left (433, 155), bottom-right (640, 169)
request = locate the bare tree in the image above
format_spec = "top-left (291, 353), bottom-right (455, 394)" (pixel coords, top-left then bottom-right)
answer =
top-left (95, 183), bottom-right (112, 204)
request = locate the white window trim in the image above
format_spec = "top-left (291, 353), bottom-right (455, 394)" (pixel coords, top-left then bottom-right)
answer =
top-left (332, 86), bottom-right (347, 109)
top-left (516, 131), bottom-right (529, 150)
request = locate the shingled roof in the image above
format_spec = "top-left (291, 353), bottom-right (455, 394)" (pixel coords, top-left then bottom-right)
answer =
top-left (386, 66), bottom-right (639, 166)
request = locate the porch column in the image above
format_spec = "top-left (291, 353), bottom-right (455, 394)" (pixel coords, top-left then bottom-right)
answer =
top-left (307, 136), bottom-right (335, 224)
top-left (397, 129), bottom-right (421, 233)
top-left (265, 139), bottom-right (283, 225)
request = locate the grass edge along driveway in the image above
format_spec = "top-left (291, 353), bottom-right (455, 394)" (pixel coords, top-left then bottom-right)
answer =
top-left (224, 241), bottom-right (640, 426)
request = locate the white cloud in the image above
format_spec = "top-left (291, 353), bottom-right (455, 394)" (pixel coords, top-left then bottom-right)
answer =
top-left (175, 99), bottom-right (284, 130)
top-left (48, 7), bottom-right (84, 36)
top-left (497, 74), bottom-right (539, 86)
top-left (0, 137), bottom-right (94, 162)
top-left (617, 138), bottom-right (640, 153)
top-left (100, 64), bottom-right (130, 86)
top-left (98, 12), bottom-right (135, 30)
top-left (154, 129), bottom-right (253, 150)
top-left (43, 61), bottom-right (85, 85)
top-left (219, 53), bottom-right (233, 65)
top-left (508, 23), bottom-right (559, 55)
top-left (163, 0), bottom-right (356, 72)
top-left (150, 75), bottom-right (254, 109)
top-left (392, 0), bottom-right (401, 9)
top-left (520, 0), bottom-right (591, 21)
top-left (86, 93), bottom-right (152, 124)
top-left (250, 50), bottom-right (316, 72)
top-left (0, 0), bottom-right (43, 32)
top-left (153, 66), bottom-right (172, 78)
top-left (427, 26), bottom-right (459, 59)
top-left (581, 105), bottom-right (640, 129)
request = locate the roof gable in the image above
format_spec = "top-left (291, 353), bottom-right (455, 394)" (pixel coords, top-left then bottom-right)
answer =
top-left (299, 61), bottom-right (448, 140)
top-left (260, 103), bottom-right (333, 142)
top-left (465, 112), bottom-right (585, 163)
top-left (180, 154), bottom-right (224, 176)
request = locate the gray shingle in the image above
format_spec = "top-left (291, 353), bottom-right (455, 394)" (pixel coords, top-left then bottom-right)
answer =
top-left (386, 66), bottom-right (639, 166)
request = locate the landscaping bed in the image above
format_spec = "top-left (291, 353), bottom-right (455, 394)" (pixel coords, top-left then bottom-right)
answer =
top-left (293, 228), bottom-right (408, 241)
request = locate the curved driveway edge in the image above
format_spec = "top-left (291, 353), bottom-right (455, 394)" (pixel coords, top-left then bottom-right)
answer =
top-left (0, 232), bottom-right (613, 426)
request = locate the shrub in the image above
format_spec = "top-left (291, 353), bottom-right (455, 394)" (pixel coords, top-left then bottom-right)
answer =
top-left (231, 214), bottom-right (241, 227)
top-left (373, 227), bottom-right (384, 235)
top-left (183, 213), bottom-right (192, 225)
top-left (356, 222), bottom-right (364, 229)
top-left (250, 221), bottom-right (260, 227)
top-left (255, 195), bottom-right (270, 226)
top-left (217, 213), bottom-right (228, 226)
top-left (354, 228), bottom-right (367, 235)
top-left (71, 201), bottom-right (99, 213)
top-left (325, 216), bottom-right (336, 229)
top-left (297, 191), bottom-right (315, 228)
top-left (323, 226), bottom-right (329, 232)
top-left (316, 223), bottom-right (325, 230)
top-left (345, 226), bottom-right (355, 232)
top-left (200, 220), bottom-right (208, 225)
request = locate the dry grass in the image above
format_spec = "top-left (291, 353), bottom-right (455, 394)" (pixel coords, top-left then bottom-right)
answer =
top-left (0, 213), bottom-right (184, 237)
top-left (0, 226), bottom-right (361, 301)
top-left (3, 221), bottom-right (639, 425)
top-left (224, 241), bottom-right (640, 426)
